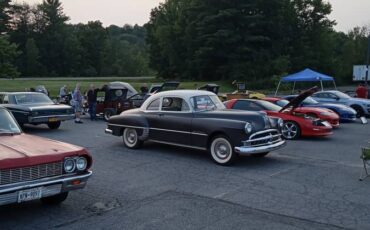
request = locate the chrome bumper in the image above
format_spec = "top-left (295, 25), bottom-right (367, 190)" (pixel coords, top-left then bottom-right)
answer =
top-left (234, 140), bottom-right (286, 155)
top-left (105, 128), bottom-right (113, 134)
top-left (0, 171), bottom-right (92, 206)
top-left (28, 114), bottom-right (75, 123)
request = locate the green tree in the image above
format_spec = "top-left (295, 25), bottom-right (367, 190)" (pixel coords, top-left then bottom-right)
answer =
top-left (0, 36), bottom-right (20, 78)
top-left (25, 38), bottom-right (40, 76)
top-left (0, 0), bottom-right (11, 33)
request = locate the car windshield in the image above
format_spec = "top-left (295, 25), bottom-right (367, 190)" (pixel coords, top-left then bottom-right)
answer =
top-left (258, 100), bottom-right (282, 112)
top-left (14, 93), bottom-right (53, 104)
top-left (276, 100), bottom-right (289, 107)
top-left (333, 91), bottom-right (351, 99)
top-left (191, 95), bottom-right (225, 111)
top-left (302, 96), bottom-right (319, 105)
top-left (0, 109), bottom-right (21, 134)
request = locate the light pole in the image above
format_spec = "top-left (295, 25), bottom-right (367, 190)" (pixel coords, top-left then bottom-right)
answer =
top-left (366, 35), bottom-right (370, 85)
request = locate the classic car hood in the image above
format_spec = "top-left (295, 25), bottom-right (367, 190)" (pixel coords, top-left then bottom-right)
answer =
top-left (281, 87), bottom-right (318, 112)
top-left (293, 107), bottom-right (331, 114)
top-left (195, 109), bottom-right (269, 130)
top-left (21, 103), bottom-right (73, 111)
top-left (0, 134), bottom-right (87, 170)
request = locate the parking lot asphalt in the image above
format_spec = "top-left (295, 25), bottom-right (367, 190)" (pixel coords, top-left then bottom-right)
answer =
top-left (1, 118), bottom-right (370, 230)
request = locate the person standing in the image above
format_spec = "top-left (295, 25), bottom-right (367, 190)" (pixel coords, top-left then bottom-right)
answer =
top-left (356, 82), bottom-right (368, 99)
top-left (87, 84), bottom-right (98, 121)
top-left (59, 85), bottom-right (67, 98)
top-left (73, 83), bottom-right (83, 124)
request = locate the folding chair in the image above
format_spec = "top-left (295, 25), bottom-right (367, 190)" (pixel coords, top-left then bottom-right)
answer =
top-left (359, 147), bottom-right (370, 181)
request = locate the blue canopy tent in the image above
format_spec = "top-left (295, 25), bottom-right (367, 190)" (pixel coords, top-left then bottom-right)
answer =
top-left (274, 68), bottom-right (337, 96)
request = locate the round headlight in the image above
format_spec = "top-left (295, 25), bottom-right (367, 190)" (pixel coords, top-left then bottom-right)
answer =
top-left (76, 157), bottom-right (87, 171)
top-left (64, 158), bottom-right (75, 173)
top-left (278, 118), bottom-right (284, 128)
top-left (244, 122), bottom-right (253, 134)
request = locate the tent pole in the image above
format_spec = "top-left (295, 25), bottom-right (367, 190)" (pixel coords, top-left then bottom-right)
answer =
top-left (292, 82), bottom-right (296, 94)
top-left (333, 80), bottom-right (337, 90)
top-left (275, 81), bottom-right (281, 96)
top-left (320, 80), bottom-right (324, 91)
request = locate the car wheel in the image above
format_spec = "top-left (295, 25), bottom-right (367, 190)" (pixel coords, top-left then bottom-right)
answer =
top-left (251, 152), bottom-right (269, 158)
top-left (41, 192), bottom-right (69, 205)
top-left (47, 121), bottom-right (61, 129)
top-left (104, 110), bottom-right (114, 121)
top-left (209, 135), bottom-right (237, 165)
top-left (351, 105), bottom-right (364, 118)
top-left (281, 121), bottom-right (301, 140)
top-left (123, 128), bottom-right (143, 149)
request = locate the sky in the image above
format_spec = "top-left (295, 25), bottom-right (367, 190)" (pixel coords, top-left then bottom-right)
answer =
top-left (16, 0), bottom-right (370, 32)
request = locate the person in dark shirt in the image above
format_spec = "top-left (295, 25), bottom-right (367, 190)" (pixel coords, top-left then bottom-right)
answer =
top-left (87, 84), bottom-right (98, 121)
top-left (356, 82), bottom-right (368, 99)
top-left (140, 83), bottom-right (149, 94)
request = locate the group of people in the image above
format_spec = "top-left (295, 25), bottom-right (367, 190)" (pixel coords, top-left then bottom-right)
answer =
top-left (59, 84), bottom-right (99, 124)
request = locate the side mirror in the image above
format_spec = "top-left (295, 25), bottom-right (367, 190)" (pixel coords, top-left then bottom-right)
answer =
top-left (335, 97), bottom-right (340, 101)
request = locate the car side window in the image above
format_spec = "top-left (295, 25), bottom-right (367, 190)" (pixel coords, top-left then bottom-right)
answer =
top-left (233, 101), bottom-right (262, 111)
top-left (315, 93), bottom-right (325, 98)
top-left (162, 97), bottom-right (190, 112)
top-left (147, 98), bottom-right (160, 111)
top-left (327, 93), bottom-right (338, 99)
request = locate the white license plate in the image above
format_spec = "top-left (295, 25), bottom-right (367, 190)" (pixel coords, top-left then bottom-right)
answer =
top-left (322, 121), bottom-right (331, 127)
top-left (18, 187), bottom-right (42, 203)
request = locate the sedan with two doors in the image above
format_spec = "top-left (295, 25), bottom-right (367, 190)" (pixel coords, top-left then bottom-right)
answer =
top-left (105, 90), bottom-right (286, 165)
top-left (312, 90), bottom-right (370, 118)
top-left (0, 107), bottom-right (92, 206)
top-left (224, 97), bottom-right (333, 140)
top-left (0, 92), bottom-right (74, 129)
top-left (282, 95), bottom-right (357, 122)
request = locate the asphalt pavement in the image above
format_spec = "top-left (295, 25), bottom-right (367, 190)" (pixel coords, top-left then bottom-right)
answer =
top-left (1, 118), bottom-right (370, 230)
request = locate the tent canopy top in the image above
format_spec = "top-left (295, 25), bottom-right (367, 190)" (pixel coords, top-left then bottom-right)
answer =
top-left (281, 68), bottom-right (334, 82)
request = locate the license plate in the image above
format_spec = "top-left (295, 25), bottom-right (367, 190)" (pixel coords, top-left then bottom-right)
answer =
top-left (18, 187), bottom-right (43, 203)
top-left (48, 117), bottom-right (58, 122)
top-left (322, 121), bottom-right (331, 127)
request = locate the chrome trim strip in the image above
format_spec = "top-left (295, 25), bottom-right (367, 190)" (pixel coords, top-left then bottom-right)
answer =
top-left (30, 114), bottom-right (74, 119)
top-left (107, 124), bottom-right (208, 136)
top-left (245, 134), bottom-right (282, 143)
top-left (248, 129), bottom-right (279, 140)
top-left (9, 110), bottom-right (29, 114)
top-left (149, 139), bottom-right (207, 150)
top-left (0, 171), bottom-right (92, 194)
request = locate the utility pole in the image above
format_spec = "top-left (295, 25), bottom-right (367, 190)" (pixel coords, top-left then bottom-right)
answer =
top-left (366, 35), bottom-right (370, 85)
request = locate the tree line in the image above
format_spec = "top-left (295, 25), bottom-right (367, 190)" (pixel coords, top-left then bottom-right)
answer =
top-left (0, 0), bottom-right (152, 78)
top-left (0, 0), bottom-right (369, 87)
top-left (146, 0), bottom-right (370, 87)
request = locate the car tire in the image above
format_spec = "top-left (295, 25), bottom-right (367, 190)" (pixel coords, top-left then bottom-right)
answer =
top-left (47, 121), bottom-right (61, 129)
top-left (251, 152), bottom-right (269, 158)
top-left (281, 121), bottom-right (301, 140)
top-left (123, 128), bottom-right (143, 149)
top-left (41, 192), bottom-right (69, 205)
top-left (351, 105), bottom-right (364, 118)
top-left (209, 135), bottom-right (237, 166)
top-left (104, 110), bottom-right (114, 121)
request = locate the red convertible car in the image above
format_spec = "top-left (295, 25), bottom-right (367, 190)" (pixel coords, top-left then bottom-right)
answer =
top-left (224, 93), bottom-right (334, 140)
top-left (263, 97), bottom-right (340, 127)
top-left (0, 107), bottom-right (92, 206)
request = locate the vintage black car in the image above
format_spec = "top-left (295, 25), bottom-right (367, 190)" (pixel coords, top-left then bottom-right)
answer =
top-left (105, 90), bottom-right (286, 165)
top-left (0, 92), bottom-right (74, 129)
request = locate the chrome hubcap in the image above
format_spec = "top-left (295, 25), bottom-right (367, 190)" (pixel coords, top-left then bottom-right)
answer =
top-left (126, 130), bottom-right (137, 144)
top-left (282, 123), bottom-right (298, 139)
top-left (214, 141), bottom-right (230, 159)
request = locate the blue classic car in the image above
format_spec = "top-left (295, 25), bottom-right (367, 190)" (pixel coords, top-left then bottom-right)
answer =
top-left (283, 95), bottom-right (357, 121)
top-left (312, 90), bottom-right (370, 118)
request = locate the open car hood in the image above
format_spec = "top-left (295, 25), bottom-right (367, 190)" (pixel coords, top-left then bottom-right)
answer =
top-left (280, 87), bottom-right (318, 112)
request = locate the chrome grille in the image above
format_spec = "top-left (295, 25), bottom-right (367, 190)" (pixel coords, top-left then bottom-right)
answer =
top-left (36, 109), bottom-right (69, 116)
top-left (0, 162), bottom-right (63, 186)
top-left (244, 129), bottom-right (282, 147)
